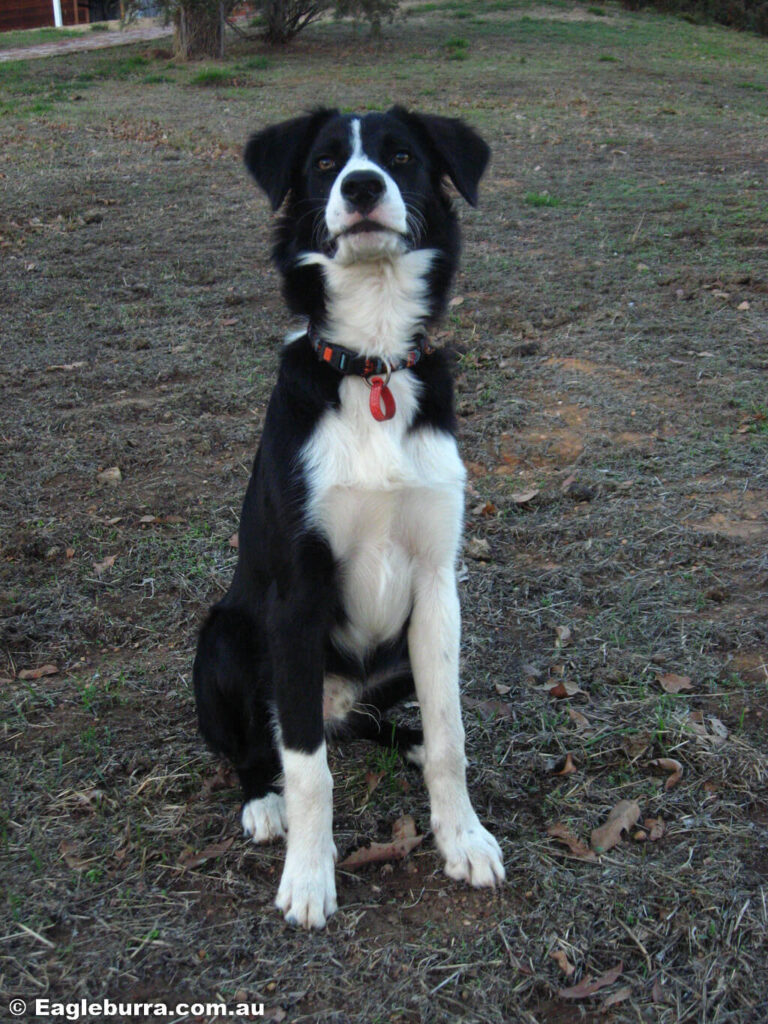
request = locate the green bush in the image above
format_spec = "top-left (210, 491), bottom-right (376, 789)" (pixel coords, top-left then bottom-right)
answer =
top-left (619, 0), bottom-right (768, 36)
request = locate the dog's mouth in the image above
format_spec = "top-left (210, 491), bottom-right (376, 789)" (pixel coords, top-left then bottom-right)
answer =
top-left (335, 219), bottom-right (400, 239)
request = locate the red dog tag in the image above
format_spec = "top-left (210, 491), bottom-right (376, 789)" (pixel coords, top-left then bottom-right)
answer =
top-left (369, 376), bottom-right (396, 421)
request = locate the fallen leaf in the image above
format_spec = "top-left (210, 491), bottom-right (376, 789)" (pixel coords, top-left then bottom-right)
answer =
top-left (546, 822), bottom-right (598, 863)
top-left (339, 834), bottom-right (423, 870)
top-left (568, 707), bottom-right (592, 731)
top-left (66, 547), bottom-right (75, 559)
top-left (554, 624), bottom-right (572, 646)
top-left (649, 757), bottom-right (683, 790)
top-left (466, 537), bottom-right (491, 561)
top-left (462, 695), bottom-right (514, 718)
top-left (550, 949), bottom-right (576, 977)
top-left (709, 715), bottom-right (728, 740)
top-left (687, 711), bottom-right (727, 746)
top-left (558, 962), bottom-right (623, 1000)
top-left (19, 663), bottom-right (59, 680)
top-left (96, 466), bottom-right (122, 486)
top-left (555, 753), bottom-right (577, 776)
top-left (590, 801), bottom-right (641, 853)
top-left (265, 1008), bottom-right (287, 1022)
top-left (621, 731), bottom-right (652, 760)
top-left (392, 815), bottom-right (417, 841)
top-left (651, 976), bottom-right (668, 1004)
top-left (448, 295), bottom-right (464, 308)
top-left (687, 709), bottom-right (709, 738)
top-left (601, 985), bottom-right (632, 1010)
top-left (178, 837), bottom-right (234, 869)
top-left (494, 683), bottom-right (512, 696)
top-left (658, 672), bottom-right (693, 693)
top-left (510, 488), bottom-right (539, 505)
top-left (58, 840), bottom-right (93, 870)
top-left (139, 515), bottom-right (158, 524)
top-left (365, 771), bottom-right (384, 796)
top-left (737, 300), bottom-right (750, 311)
top-left (644, 817), bottom-right (666, 841)
top-left (228, 532), bottom-right (239, 548)
top-left (201, 764), bottom-right (236, 796)
top-left (542, 679), bottom-right (583, 698)
top-left (93, 554), bottom-right (117, 575)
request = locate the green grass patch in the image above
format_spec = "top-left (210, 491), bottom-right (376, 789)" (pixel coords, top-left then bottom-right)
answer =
top-left (524, 191), bottom-right (563, 208)
top-left (444, 35), bottom-right (470, 60)
top-left (0, 26), bottom-right (83, 49)
top-left (189, 66), bottom-right (239, 87)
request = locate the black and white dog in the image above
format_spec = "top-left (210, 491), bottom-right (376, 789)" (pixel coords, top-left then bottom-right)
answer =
top-left (193, 106), bottom-right (504, 929)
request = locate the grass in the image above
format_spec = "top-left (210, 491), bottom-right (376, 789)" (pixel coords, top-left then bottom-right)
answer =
top-left (524, 191), bottom-right (563, 208)
top-left (1, 2), bottom-right (767, 1022)
top-left (0, 26), bottom-right (84, 49)
top-left (189, 66), bottom-right (239, 87)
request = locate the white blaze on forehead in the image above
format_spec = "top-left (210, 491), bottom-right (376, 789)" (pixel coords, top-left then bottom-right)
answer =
top-left (350, 117), bottom-right (365, 160)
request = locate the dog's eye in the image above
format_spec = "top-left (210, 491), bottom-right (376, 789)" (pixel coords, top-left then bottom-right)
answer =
top-left (315, 156), bottom-right (336, 172)
top-left (391, 151), bottom-right (412, 166)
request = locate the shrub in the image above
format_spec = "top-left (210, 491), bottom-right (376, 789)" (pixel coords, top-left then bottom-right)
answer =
top-left (618, 0), bottom-right (768, 36)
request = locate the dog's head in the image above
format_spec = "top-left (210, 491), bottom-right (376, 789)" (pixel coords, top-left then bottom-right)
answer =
top-left (244, 107), bottom-right (490, 320)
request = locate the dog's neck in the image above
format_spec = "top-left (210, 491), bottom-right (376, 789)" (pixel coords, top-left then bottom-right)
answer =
top-left (299, 249), bottom-right (437, 364)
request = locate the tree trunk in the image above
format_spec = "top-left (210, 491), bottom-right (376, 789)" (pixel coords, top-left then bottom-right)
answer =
top-left (263, 0), bottom-right (289, 43)
top-left (174, 2), bottom-right (225, 59)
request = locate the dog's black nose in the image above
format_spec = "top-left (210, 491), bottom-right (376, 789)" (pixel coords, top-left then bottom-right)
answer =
top-left (340, 171), bottom-right (386, 213)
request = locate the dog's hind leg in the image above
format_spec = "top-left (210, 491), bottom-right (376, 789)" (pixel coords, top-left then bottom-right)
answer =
top-left (193, 605), bottom-right (286, 843)
top-left (336, 668), bottom-right (424, 765)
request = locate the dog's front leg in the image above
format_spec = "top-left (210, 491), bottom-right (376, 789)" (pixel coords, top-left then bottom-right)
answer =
top-left (268, 553), bottom-right (338, 929)
top-left (275, 739), bottom-right (336, 929)
top-left (409, 566), bottom-right (505, 887)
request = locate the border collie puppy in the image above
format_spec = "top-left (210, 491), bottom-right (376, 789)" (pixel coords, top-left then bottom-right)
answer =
top-left (194, 106), bottom-right (504, 929)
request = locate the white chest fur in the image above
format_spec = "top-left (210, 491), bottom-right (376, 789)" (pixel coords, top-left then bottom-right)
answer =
top-left (301, 373), bottom-right (465, 658)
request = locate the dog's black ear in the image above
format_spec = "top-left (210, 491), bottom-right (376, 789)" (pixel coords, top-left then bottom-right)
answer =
top-left (389, 107), bottom-right (490, 206)
top-left (244, 108), bottom-right (338, 211)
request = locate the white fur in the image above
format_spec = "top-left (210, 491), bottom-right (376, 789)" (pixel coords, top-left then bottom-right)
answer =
top-left (303, 381), bottom-right (466, 659)
top-left (275, 744), bottom-right (337, 929)
top-left (404, 743), bottom-right (426, 767)
top-left (409, 568), bottom-right (505, 888)
top-left (325, 118), bottom-right (408, 255)
top-left (242, 792), bottom-right (287, 843)
top-left (299, 248), bottom-right (436, 363)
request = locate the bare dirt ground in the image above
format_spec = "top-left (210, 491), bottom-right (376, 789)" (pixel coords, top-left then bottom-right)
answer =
top-left (1, 2), bottom-right (767, 1022)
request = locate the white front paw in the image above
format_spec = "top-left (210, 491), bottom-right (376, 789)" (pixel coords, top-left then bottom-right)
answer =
top-left (435, 813), bottom-right (505, 888)
top-left (241, 792), bottom-right (287, 843)
top-left (275, 841), bottom-right (338, 929)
